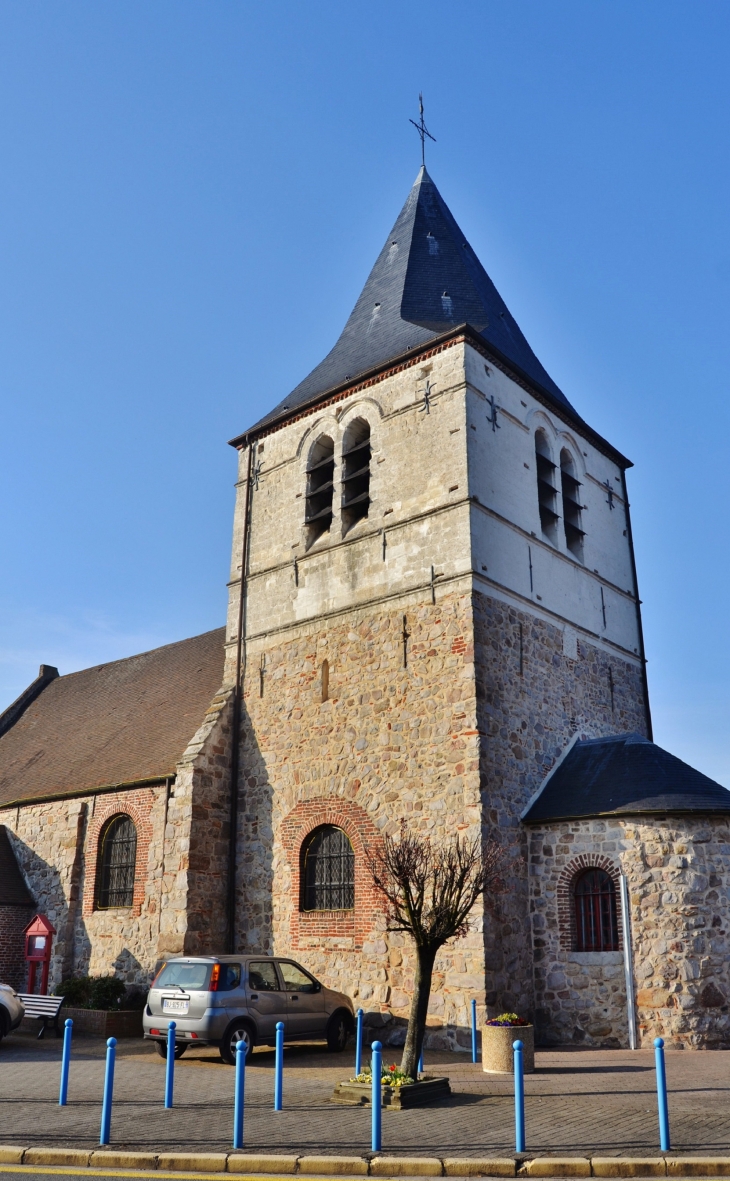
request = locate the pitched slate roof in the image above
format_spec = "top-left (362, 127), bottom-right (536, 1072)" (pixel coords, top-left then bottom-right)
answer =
top-left (240, 167), bottom-right (577, 439)
top-left (522, 733), bottom-right (730, 824)
top-left (0, 825), bottom-right (33, 906)
top-left (0, 628), bottom-right (226, 808)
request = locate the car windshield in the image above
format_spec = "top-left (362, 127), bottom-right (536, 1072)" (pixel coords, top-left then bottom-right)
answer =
top-left (154, 962), bottom-right (211, 991)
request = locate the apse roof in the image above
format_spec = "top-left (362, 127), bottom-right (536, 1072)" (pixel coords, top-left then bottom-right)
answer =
top-left (522, 733), bottom-right (730, 824)
top-left (0, 628), bottom-right (226, 808)
top-left (238, 167), bottom-right (579, 441)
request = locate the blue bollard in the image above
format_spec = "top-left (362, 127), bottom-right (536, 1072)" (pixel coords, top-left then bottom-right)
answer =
top-left (165, 1021), bottom-right (176, 1108)
top-left (654, 1037), bottom-right (671, 1151)
top-left (355, 1008), bottom-right (364, 1076)
top-left (99, 1037), bottom-right (117, 1146)
top-left (371, 1040), bottom-right (382, 1152)
top-left (471, 999), bottom-right (478, 1064)
top-left (274, 1021), bottom-right (284, 1111)
top-left (59, 1018), bottom-right (73, 1106)
top-left (513, 1039), bottom-right (525, 1153)
top-left (233, 1039), bottom-right (246, 1149)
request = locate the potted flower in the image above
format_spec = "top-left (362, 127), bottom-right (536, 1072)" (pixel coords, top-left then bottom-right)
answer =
top-left (482, 1012), bottom-right (534, 1074)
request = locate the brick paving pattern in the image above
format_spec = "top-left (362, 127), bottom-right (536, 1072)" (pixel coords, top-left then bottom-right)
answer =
top-left (2, 1032), bottom-right (730, 1158)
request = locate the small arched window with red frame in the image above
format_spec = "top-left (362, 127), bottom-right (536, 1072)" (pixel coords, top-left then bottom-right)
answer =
top-left (573, 868), bottom-right (619, 951)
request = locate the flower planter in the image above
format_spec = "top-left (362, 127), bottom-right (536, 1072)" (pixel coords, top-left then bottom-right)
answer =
top-left (331, 1075), bottom-right (452, 1108)
top-left (481, 1023), bottom-right (534, 1073)
top-left (59, 1008), bottom-right (143, 1038)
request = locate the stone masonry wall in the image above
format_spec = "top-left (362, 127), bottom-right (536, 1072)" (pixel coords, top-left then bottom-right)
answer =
top-left (235, 590), bottom-right (486, 1050)
top-left (527, 814), bottom-right (730, 1049)
top-left (474, 590), bottom-right (648, 1020)
top-left (0, 787), bottom-right (167, 989)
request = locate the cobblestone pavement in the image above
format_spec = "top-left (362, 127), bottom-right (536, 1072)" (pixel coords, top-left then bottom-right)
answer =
top-left (1, 1031), bottom-right (730, 1158)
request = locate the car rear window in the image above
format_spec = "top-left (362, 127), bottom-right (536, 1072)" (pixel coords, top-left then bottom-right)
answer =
top-left (155, 962), bottom-right (212, 991)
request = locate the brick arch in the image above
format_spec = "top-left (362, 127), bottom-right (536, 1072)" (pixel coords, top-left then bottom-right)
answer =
top-left (556, 853), bottom-right (624, 952)
top-left (83, 797), bottom-right (154, 918)
top-left (278, 799), bottom-right (381, 950)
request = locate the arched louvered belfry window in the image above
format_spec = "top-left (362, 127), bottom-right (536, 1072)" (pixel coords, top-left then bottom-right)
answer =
top-left (341, 418), bottom-right (371, 533)
top-left (96, 815), bottom-right (137, 909)
top-left (305, 435), bottom-right (335, 546)
top-left (535, 430), bottom-right (559, 543)
top-left (560, 449), bottom-right (585, 559)
top-left (301, 826), bottom-right (355, 911)
top-left (574, 868), bottom-right (619, 951)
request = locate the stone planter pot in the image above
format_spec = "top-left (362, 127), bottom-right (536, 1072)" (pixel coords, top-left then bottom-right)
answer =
top-left (481, 1024), bottom-right (534, 1073)
top-left (331, 1075), bottom-right (451, 1108)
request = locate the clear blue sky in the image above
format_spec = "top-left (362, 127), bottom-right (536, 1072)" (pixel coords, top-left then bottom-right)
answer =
top-left (1, 2), bottom-right (728, 783)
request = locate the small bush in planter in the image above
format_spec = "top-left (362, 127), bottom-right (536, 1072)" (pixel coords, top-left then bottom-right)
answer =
top-left (485, 1012), bottom-right (530, 1027)
top-left (55, 975), bottom-right (127, 1011)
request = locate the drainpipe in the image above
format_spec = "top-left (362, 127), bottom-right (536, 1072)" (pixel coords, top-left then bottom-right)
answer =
top-left (226, 442), bottom-right (256, 954)
top-left (619, 872), bottom-right (637, 1050)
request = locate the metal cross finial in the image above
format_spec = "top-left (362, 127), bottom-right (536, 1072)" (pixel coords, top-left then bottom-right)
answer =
top-left (410, 93), bottom-right (436, 167)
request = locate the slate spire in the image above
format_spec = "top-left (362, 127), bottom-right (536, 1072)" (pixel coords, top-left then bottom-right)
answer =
top-left (250, 167), bottom-right (575, 433)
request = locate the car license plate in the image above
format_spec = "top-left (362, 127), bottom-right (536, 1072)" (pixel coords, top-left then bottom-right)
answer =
top-left (162, 998), bottom-right (189, 1014)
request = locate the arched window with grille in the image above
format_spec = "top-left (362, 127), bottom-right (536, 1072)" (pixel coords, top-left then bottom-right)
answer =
top-left (305, 435), bottom-right (335, 546)
top-left (96, 815), bottom-right (137, 909)
top-left (341, 418), bottom-right (371, 533)
top-left (573, 868), bottom-right (619, 951)
top-left (301, 825), bottom-right (355, 911)
top-left (560, 448), bottom-right (585, 559)
top-left (535, 430), bottom-right (559, 542)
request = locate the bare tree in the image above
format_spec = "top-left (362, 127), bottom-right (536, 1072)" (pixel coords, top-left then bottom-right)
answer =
top-left (366, 821), bottom-right (512, 1081)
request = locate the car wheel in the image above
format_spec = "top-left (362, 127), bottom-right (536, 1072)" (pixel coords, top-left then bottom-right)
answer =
top-left (326, 1010), bottom-right (351, 1053)
top-left (154, 1039), bottom-right (187, 1060)
top-left (220, 1020), bottom-right (255, 1066)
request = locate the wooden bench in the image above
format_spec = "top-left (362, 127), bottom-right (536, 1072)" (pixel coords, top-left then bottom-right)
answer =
top-left (17, 993), bottom-right (65, 1038)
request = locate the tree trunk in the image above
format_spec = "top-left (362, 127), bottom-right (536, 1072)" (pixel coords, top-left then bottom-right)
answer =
top-left (400, 943), bottom-right (437, 1080)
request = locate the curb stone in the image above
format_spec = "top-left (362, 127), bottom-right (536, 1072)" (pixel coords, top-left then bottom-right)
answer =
top-left (299, 1158), bottom-right (370, 1175)
top-left (228, 1157), bottom-right (300, 1174)
top-left (443, 1161), bottom-right (515, 1177)
top-left (90, 1151), bottom-right (160, 1168)
top-left (0, 1149), bottom-right (729, 1177)
top-left (23, 1149), bottom-right (92, 1167)
top-left (371, 1161), bottom-right (443, 1177)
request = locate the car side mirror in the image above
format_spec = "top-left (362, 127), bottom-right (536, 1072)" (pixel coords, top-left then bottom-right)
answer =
top-left (313, 982), bottom-right (322, 993)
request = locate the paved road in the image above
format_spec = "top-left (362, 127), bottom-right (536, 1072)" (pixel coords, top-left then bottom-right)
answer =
top-left (1, 1031), bottom-right (729, 1157)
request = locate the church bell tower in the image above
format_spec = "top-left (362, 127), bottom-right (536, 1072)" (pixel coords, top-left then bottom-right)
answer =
top-left (224, 166), bottom-right (650, 1034)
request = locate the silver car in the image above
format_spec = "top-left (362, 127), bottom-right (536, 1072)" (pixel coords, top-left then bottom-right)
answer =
top-left (143, 955), bottom-right (355, 1064)
top-left (0, 984), bottom-right (25, 1041)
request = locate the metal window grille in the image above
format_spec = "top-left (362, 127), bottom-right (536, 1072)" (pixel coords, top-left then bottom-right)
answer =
top-left (535, 433), bottom-right (559, 539)
top-left (305, 436), bottom-right (335, 542)
top-left (574, 868), bottom-right (618, 951)
top-left (560, 451), bottom-right (585, 557)
top-left (97, 815), bottom-right (137, 908)
top-left (302, 826), bottom-right (355, 911)
top-left (341, 420), bottom-right (371, 531)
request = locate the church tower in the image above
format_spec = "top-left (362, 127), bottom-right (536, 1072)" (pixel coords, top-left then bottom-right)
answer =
top-left (224, 167), bottom-right (650, 1039)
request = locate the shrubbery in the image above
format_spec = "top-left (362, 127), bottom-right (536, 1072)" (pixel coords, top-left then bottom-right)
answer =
top-left (54, 975), bottom-right (144, 1011)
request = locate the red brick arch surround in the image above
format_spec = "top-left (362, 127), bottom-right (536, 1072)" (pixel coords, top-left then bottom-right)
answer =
top-left (82, 794), bottom-right (155, 918)
top-left (279, 799), bottom-right (381, 950)
top-left (557, 853), bottom-right (624, 952)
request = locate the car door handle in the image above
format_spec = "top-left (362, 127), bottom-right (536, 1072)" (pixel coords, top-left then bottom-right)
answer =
top-left (250, 993), bottom-right (258, 1000)
top-left (291, 995), bottom-right (299, 1001)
